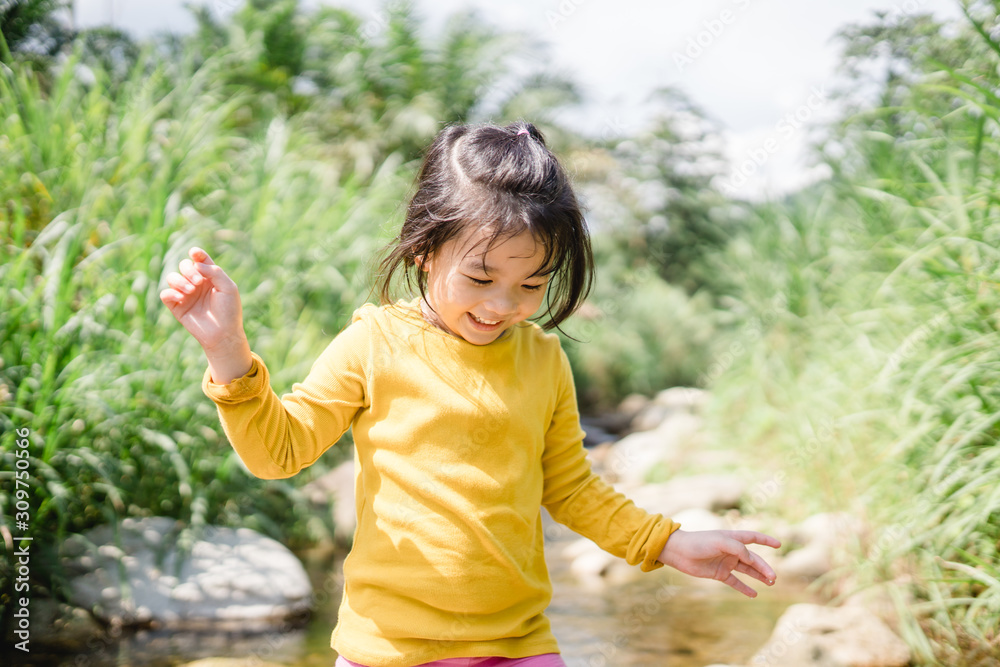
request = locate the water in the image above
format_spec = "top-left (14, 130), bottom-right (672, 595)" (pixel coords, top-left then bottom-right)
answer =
top-left (547, 567), bottom-right (805, 667)
top-left (23, 534), bottom-right (813, 667)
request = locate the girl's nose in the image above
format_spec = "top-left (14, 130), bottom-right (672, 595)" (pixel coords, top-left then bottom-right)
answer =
top-left (485, 293), bottom-right (517, 317)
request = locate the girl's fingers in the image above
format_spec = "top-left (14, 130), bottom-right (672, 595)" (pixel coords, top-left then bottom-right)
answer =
top-left (159, 287), bottom-right (182, 306)
top-left (735, 555), bottom-right (775, 585)
top-left (729, 530), bottom-right (782, 549)
top-left (723, 572), bottom-right (757, 598)
top-left (177, 248), bottom-right (237, 293)
top-left (738, 545), bottom-right (777, 584)
top-left (190, 246), bottom-right (215, 266)
top-left (720, 535), bottom-right (777, 586)
top-left (192, 260), bottom-right (238, 293)
top-left (178, 259), bottom-right (205, 287)
top-left (166, 271), bottom-right (197, 296)
top-left (726, 549), bottom-right (772, 597)
top-left (179, 247), bottom-right (217, 287)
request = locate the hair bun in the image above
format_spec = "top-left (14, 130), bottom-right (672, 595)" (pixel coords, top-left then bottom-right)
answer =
top-left (509, 122), bottom-right (544, 145)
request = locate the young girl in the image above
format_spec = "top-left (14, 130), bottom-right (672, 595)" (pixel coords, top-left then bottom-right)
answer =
top-left (160, 121), bottom-right (780, 667)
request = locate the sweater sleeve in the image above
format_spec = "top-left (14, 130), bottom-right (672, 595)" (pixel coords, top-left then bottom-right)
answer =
top-left (201, 317), bottom-right (370, 480)
top-left (541, 347), bottom-right (681, 572)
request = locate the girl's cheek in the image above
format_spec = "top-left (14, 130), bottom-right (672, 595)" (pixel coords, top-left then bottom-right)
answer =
top-left (443, 280), bottom-right (466, 301)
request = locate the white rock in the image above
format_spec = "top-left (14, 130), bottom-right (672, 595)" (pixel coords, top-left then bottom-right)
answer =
top-left (630, 402), bottom-right (675, 433)
top-left (63, 517), bottom-right (311, 629)
top-left (625, 474), bottom-right (746, 518)
top-left (790, 512), bottom-right (863, 547)
top-left (561, 537), bottom-right (600, 559)
top-left (605, 412), bottom-right (703, 488)
top-left (776, 512), bottom-right (863, 580)
top-left (671, 507), bottom-right (728, 533)
top-left (559, 538), bottom-right (617, 591)
top-left (627, 387), bottom-right (708, 433)
top-left (617, 393), bottom-right (650, 419)
top-left (777, 543), bottom-right (832, 580)
top-left (653, 386), bottom-right (709, 413)
top-left (749, 603), bottom-right (910, 667)
top-left (604, 430), bottom-right (672, 487)
top-left (569, 547), bottom-right (616, 580)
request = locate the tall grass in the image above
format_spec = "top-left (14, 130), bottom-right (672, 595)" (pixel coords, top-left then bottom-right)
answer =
top-left (700, 4), bottom-right (1000, 663)
top-left (0, 28), bottom-right (409, 624)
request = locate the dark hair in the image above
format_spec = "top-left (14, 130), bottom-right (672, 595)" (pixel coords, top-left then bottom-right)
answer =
top-left (375, 120), bottom-right (594, 333)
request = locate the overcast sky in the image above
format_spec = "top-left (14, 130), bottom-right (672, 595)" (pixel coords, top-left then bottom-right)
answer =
top-left (72, 0), bottom-right (965, 198)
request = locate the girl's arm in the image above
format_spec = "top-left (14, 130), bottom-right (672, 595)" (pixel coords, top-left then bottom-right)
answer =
top-left (542, 347), bottom-right (679, 572)
top-left (541, 347), bottom-right (780, 597)
top-left (161, 246), bottom-right (367, 479)
top-left (200, 337), bottom-right (367, 479)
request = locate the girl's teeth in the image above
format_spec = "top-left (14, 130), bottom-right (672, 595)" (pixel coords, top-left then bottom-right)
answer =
top-left (472, 314), bottom-right (499, 325)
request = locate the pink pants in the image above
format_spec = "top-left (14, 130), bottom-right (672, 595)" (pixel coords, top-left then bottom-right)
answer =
top-left (335, 653), bottom-right (567, 667)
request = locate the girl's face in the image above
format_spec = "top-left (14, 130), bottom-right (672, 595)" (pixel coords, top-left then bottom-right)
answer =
top-left (419, 227), bottom-right (551, 345)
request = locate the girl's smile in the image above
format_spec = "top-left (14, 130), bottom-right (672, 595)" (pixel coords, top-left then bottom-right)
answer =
top-left (418, 227), bottom-right (551, 345)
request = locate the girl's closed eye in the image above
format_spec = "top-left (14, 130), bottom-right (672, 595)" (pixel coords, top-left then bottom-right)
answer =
top-left (466, 275), bottom-right (545, 291)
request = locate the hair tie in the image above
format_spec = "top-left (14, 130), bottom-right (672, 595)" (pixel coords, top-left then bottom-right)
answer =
top-left (516, 128), bottom-right (530, 136)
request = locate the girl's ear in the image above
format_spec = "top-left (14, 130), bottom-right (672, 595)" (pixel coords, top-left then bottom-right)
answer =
top-left (414, 253), bottom-right (430, 272)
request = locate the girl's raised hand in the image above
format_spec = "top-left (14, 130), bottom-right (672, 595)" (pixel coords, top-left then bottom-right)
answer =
top-left (658, 529), bottom-right (781, 598)
top-left (160, 247), bottom-right (247, 354)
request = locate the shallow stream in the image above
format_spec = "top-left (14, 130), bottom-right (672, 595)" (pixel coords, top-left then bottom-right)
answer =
top-left (27, 524), bottom-right (815, 667)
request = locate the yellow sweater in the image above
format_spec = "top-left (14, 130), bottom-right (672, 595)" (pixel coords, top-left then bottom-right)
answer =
top-left (201, 297), bottom-right (680, 667)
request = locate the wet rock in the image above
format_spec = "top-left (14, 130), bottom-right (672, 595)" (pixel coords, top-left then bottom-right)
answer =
top-left (749, 603), bottom-right (910, 667)
top-left (625, 473), bottom-right (746, 517)
top-left (62, 517), bottom-right (311, 630)
top-left (301, 458), bottom-right (357, 544)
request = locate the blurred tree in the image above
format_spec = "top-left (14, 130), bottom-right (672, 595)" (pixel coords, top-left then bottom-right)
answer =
top-left (173, 0), bottom-right (579, 180)
top-left (578, 88), bottom-right (733, 295)
top-left (0, 0), bottom-right (73, 61)
top-left (73, 26), bottom-right (141, 91)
